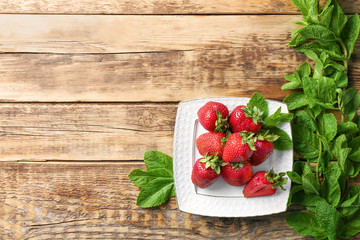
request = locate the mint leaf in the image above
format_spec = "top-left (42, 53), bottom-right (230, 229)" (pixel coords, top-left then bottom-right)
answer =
top-left (128, 169), bottom-right (172, 188)
top-left (290, 25), bottom-right (338, 47)
top-left (332, 71), bottom-right (348, 88)
top-left (136, 177), bottom-right (175, 208)
top-left (287, 171), bottom-right (302, 184)
top-left (316, 202), bottom-right (343, 240)
top-left (303, 76), bottom-right (337, 107)
top-left (318, 113), bottom-right (337, 141)
top-left (292, 122), bottom-right (319, 159)
top-left (349, 136), bottom-right (360, 161)
top-left (266, 126), bottom-right (292, 150)
top-left (144, 151), bottom-right (173, 174)
top-left (291, 0), bottom-right (318, 24)
top-left (321, 163), bottom-right (341, 207)
top-left (286, 212), bottom-right (326, 239)
top-left (263, 107), bottom-right (293, 128)
top-left (341, 14), bottom-right (360, 60)
top-left (283, 92), bottom-right (309, 110)
top-left (287, 184), bottom-right (303, 206)
top-left (341, 213), bottom-right (360, 239)
top-left (328, 0), bottom-right (347, 36)
top-left (337, 121), bottom-right (359, 135)
top-left (342, 88), bottom-right (360, 121)
top-left (247, 92), bottom-right (268, 118)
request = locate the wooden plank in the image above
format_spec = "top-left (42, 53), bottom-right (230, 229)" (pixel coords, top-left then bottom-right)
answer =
top-left (0, 15), bottom-right (309, 54)
top-left (2, 162), bottom-right (358, 239)
top-left (1, 51), bottom-right (359, 102)
top-left (0, 103), bottom-right (176, 161)
top-left (0, 0), bottom-right (359, 14)
top-left (0, 15), bottom-right (359, 102)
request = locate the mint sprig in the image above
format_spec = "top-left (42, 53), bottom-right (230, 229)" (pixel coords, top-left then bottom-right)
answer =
top-left (284, 0), bottom-right (360, 239)
top-left (129, 151), bottom-right (175, 208)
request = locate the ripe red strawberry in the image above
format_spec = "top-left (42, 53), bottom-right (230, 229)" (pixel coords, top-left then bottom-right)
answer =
top-left (220, 161), bottom-right (253, 186)
top-left (229, 105), bottom-right (263, 133)
top-left (197, 101), bottom-right (229, 132)
top-left (222, 132), bottom-right (255, 162)
top-left (191, 154), bottom-right (224, 188)
top-left (243, 169), bottom-right (287, 198)
top-left (196, 132), bottom-right (226, 157)
top-left (250, 133), bottom-right (279, 166)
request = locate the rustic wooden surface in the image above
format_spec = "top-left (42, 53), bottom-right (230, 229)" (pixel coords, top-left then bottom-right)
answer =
top-left (0, 0), bottom-right (359, 239)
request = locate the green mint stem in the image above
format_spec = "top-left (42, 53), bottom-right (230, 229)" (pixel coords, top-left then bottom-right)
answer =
top-left (316, 135), bottom-right (322, 182)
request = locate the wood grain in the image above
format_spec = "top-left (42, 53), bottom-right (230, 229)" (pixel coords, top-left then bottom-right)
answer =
top-left (0, 15), bottom-right (310, 54)
top-left (0, 15), bottom-right (358, 102)
top-left (0, 103), bottom-right (176, 161)
top-left (0, 0), bottom-right (359, 14)
top-left (2, 161), bottom-right (358, 239)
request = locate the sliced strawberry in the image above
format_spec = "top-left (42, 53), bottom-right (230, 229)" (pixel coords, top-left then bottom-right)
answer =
top-left (191, 154), bottom-right (224, 188)
top-left (196, 132), bottom-right (226, 157)
top-left (198, 102), bottom-right (229, 132)
top-left (222, 131), bottom-right (255, 162)
top-left (220, 161), bottom-right (253, 186)
top-left (229, 105), bottom-right (263, 133)
top-left (243, 169), bottom-right (287, 198)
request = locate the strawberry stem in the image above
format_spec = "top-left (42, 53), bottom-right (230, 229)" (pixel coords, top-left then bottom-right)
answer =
top-left (214, 110), bottom-right (229, 133)
top-left (265, 169), bottom-right (288, 190)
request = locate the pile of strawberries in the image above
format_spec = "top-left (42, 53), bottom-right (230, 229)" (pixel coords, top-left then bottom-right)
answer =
top-left (191, 101), bottom-right (287, 198)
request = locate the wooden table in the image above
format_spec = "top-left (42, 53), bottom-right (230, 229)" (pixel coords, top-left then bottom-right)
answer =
top-left (0, 1), bottom-right (359, 239)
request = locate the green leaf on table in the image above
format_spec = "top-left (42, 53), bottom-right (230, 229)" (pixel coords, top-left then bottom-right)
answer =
top-left (263, 107), bottom-right (293, 128)
top-left (287, 184), bottom-right (303, 206)
top-left (136, 177), bottom-right (175, 208)
top-left (318, 113), bottom-right (337, 141)
top-left (328, 0), bottom-right (347, 36)
top-left (286, 212), bottom-right (326, 239)
top-left (349, 136), bottom-right (360, 161)
top-left (302, 171), bottom-right (320, 195)
top-left (316, 202), bottom-right (344, 240)
top-left (332, 71), bottom-right (348, 88)
top-left (340, 212), bottom-right (360, 239)
top-left (337, 121), bottom-right (359, 135)
top-left (266, 126), bottom-right (292, 150)
top-left (291, 0), bottom-right (319, 24)
top-left (292, 122), bottom-right (319, 159)
top-left (283, 92), bottom-right (309, 110)
top-left (303, 76), bottom-right (337, 108)
top-left (297, 42), bottom-right (344, 61)
top-left (321, 163), bottom-right (341, 207)
top-left (342, 88), bottom-right (360, 121)
top-left (290, 25), bottom-right (339, 47)
top-left (247, 92), bottom-right (269, 118)
top-left (129, 151), bottom-right (175, 208)
top-left (338, 185), bottom-right (360, 217)
top-left (341, 14), bottom-right (360, 60)
top-left (144, 150), bottom-right (173, 174)
top-left (287, 171), bottom-right (302, 184)
top-left (129, 169), bottom-right (172, 188)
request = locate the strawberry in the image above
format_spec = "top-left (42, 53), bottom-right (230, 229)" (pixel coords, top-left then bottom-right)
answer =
top-left (196, 132), bottom-right (226, 157)
top-left (243, 169), bottom-right (287, 198)
top-left (222, 131), bottom-right (255, 162)
top-left (191, 154), bottom-right (224, 188)
top-left (197, 101), bottom-right (229, 132)
top-left (249, 132), bottom-right (279, 166)
top-left (220, 161), bottom-right (253, 186)
top-left (229, 105), bottom-right (263, 133)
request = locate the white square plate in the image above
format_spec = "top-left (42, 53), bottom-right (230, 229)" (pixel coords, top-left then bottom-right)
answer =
top-left (173, 97), bottom-right (293, 217)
